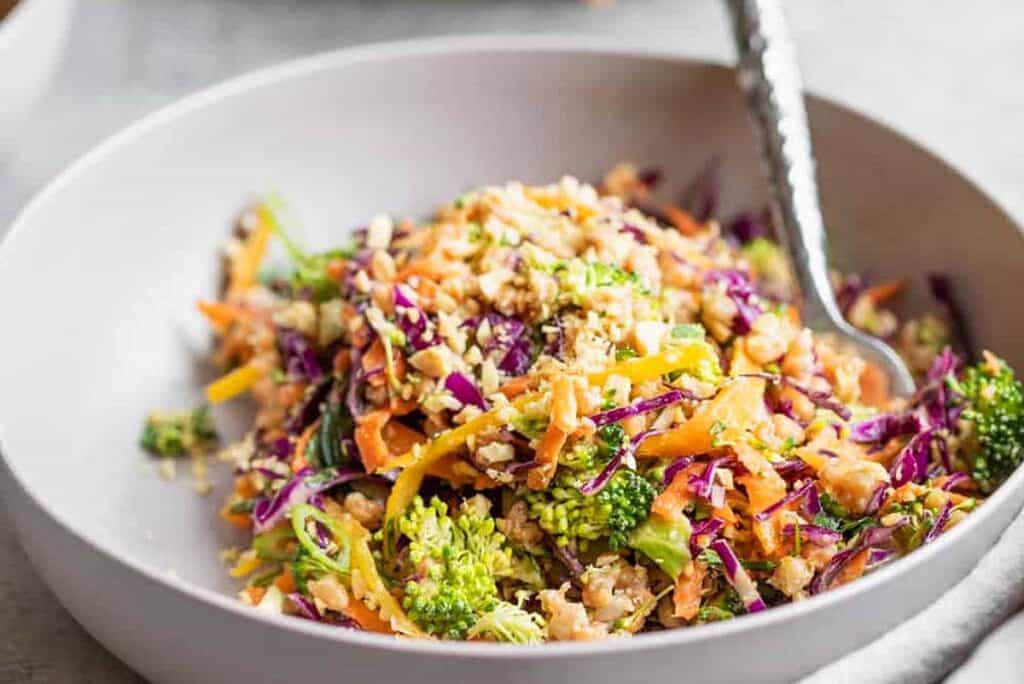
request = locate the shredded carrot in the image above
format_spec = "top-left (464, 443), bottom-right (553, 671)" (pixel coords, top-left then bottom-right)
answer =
top-left (234, 473), bottom-right (259, 499)
top-left (865, 279), bottom-right (907, 305)
top-left (220, 505), bottom-right (252, 530)
top-left (273, 566), bottom-right (296, 594)
top-left (673, 562), bottom-right (706, 620)
top-left (333, 348), bottom-right (352, 375)
top-left (354, 410), bottom-right (392, 472)
top-left (381, 420), bottom-right (427, 456)
top-left (549, 375), bottom-right (578, 432)
top-left (291, 421), bottom-right (319, 473)
top-left (527, 424), bottom-right (569, 490)
top-left (343, 597), bottom-right (395, 634)
top-left (424, 454), bottom-right (478, 488)
top-left (859, 360), bottom-right (890, 408)
top-left (243, 586), bottom-right (267, 605)
top-left (228, 205), bottom-right (273, 297)
top-left (499, 375), bottom-right (533, 400)
top-left (651, 463), bottom-right (702, 520)
top-left (739, 473), bottom-right (789, 556)
top-left (712, 502), bottom-right (739, 525)
top-left (639, 377), bottom-right (768, 458)
top-left (363, 339), bottom-right (388, 387)
top-left (664, 205), bottom-right (700, 236)
top-left (197, 300), bottom-right (242, 329)
top-left (832, 548), bottom-right (871, 589)
top-left (388, 396), bottom-right (419, 416)
top-left (325, 258), bottom-right (347, 282)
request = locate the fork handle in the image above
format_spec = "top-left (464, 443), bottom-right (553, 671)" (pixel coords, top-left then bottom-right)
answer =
top-left (725, 0), bottom-right (842, 331)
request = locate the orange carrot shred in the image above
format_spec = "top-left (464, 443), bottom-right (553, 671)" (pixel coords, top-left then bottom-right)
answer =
top-left (342, 598), bottom-right (395, 634)
top-left (673, 562), bottom-right (706, 620)
top-left (291, 421), bottom-right (319, 473)
top-left (354, 409), bottom-right (392, 472)
top-left (865, 279), bottom-right (907, 305)
top-left (664, 205), bottom-right (701, 236)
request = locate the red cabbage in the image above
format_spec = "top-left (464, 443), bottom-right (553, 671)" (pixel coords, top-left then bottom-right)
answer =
top-left (782, 524), bottom-right (841, 546)
top-left (754, 481), bottom-right (820, 522)
top-left (889, 429), bottom-right (935, 487)
top-left (637, 167), bottom-right (663, 190)
top-left (444, 372), bottom-right (488, 411)
top-left (620, 224), bottom-right (647, 244)
top-left (466, 312), bottom-right (532, 376)
top-left (849, 413), bottom-right (920, 444)
top-left (834, 273), bottom-right (866, 318)
top-left (773, 458), bottom-right (812, 480)
top-left (785, 381), bottom-right (852, 421)
top-left (394, 285), bottom-right (436, 351)
top-left (923, 499), bottom-right (953, 544)
top-left (859, 517), bottom-right (908, 548)
top-left (545, 316), bottom-right (566, 360)
top-left (254, 466), bottom-right (287, 480)
top-left (864, 483), bottom-right (889, 515)
top-left (688, 457), bottom-right (726, 501)
top-left (287, 592), bottom-right (322, 621)
top-left (941, 472), bottom-right (969, 491)
top-left (263, 437), bottom-right (292, 461)
top-left (709, 538), bottom-right (766, 613)
top-left (287, 378), bottom-right (334, 435)
top-left (580, 429), bottom-right (665, 496)
top-left (705, 270), bottom-right (763, 335)
top-left (867, 548), bottom-right (893, 567)
top-left (811, 517), bottom-right (909, 594)
top-left (279, 328), bottom-right (323, 381)
top-left (252, 467), bottom-right (362, 534)
top-left (588, 388), bottom-right (699, 428)
top-left (287, 592), bottom-right (360, 628)
top-left (690, 517), bottom-right (724, 554)
top-left (725, 209), bottom-right (773, 245)
top-left (663, 456), bottom-right (694, 485)
top-left (809, 548), bottom-right (856, 595)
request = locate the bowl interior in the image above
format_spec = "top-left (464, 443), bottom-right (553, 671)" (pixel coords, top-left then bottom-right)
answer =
top-left (0, 42), bottom-right (1021, 602)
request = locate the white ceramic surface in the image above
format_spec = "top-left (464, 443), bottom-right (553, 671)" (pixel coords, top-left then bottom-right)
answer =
top-left (0, 37), bottom-right (1022, 684)
top-left (0, 0), bottom-right (73, 159)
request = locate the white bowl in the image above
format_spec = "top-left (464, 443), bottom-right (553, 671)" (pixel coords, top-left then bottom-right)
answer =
top-left (0, 36), bottom-right (1022, 684)
top-left (0, 0), bottom-right (73, 158)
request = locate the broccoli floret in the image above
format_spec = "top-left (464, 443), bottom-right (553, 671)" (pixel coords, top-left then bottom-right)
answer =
top-left (524, 467), bottom-right (655, 550)
top-left (627, 515), bottom-right (692, 579)
top-left (466, 601), bottom-right (546, 644)
top-left (397, 495), bottom-right (513, 639)
top-left (596, 423), bottom-right (628, 462)
top-left (140, 405), bottom-right (217, 456)
top-left (959, 355), bottom-right (1024, 493)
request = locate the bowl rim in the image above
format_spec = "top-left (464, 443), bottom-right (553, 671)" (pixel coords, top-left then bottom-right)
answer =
top-left (2, 33), bottom-right (1023, 660)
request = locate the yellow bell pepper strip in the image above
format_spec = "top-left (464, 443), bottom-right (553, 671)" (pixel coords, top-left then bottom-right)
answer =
top-left (227, 203), bottom-right (274, 298)
top-left (586, 339), bottom-right (718, 387)
top-left (637, 376), bottom-right (767, 458)
top-left (205, 363), bottom-right (261, 404)
top-left (339, 514), bottom-right (423, 636)
top-left (384, 340), bottom-right (718, 523)
top-left (383, 393), bottom-right (536, 522)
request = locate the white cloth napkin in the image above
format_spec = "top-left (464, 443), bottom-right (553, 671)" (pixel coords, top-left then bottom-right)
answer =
top-left (800, 504), bottom-right (1024, 684)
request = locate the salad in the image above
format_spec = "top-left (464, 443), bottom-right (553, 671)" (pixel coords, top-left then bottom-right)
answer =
top-left (142, 163), bottom-right (1024, 642)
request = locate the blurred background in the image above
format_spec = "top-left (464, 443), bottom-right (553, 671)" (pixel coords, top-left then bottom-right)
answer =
top-left (0, 1), bottom-right (1021, 682)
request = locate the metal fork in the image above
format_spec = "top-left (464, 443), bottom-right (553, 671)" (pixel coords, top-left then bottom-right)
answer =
top-left (725, 0), bottom-right (916, 396)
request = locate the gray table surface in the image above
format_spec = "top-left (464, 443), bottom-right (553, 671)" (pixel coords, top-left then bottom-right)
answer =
top-left (1, 1), bottom-right (1021, 682)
